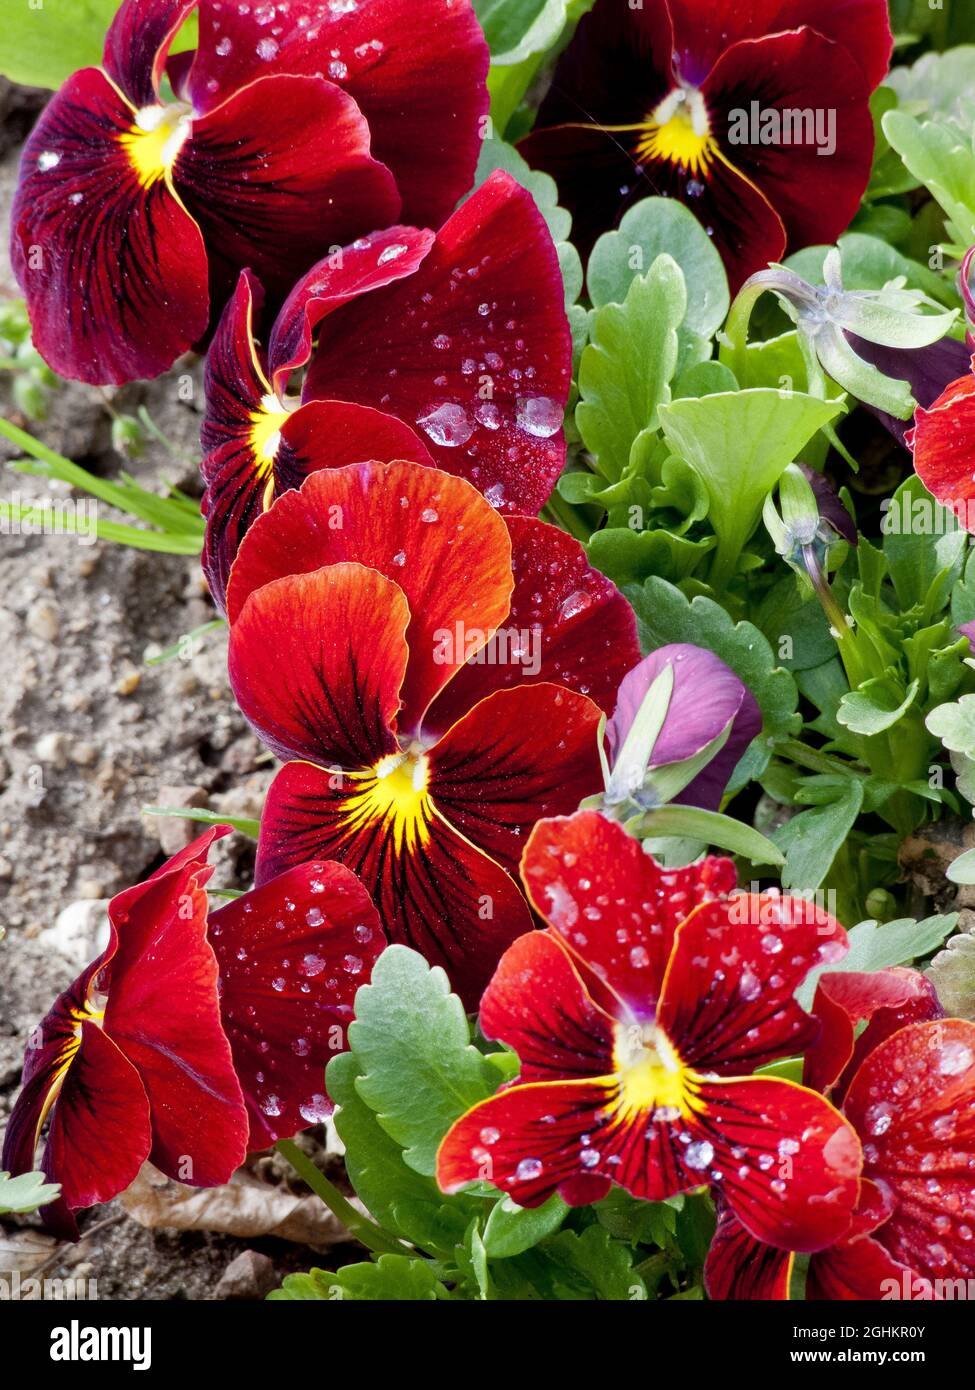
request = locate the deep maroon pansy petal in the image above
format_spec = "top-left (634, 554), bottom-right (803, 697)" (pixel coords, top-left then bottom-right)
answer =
top-left (665, 0), bottom-right (893, 89)
top-left (254, 760), bottom-right (535, 1011)
top-left (704, 29), bottom-right (876, 250)
top-left (424, 516), bottom-right (640, 738)
top-left (209, 860), bottom-right (385, 1148)
top-left (103, 858), bottom-right (249, 1187)
top-left (427, 684), bottom-right (603, 876)
top-left (11, 70), bottom-right (210, 385)
top-left (188, 0), bottom-right (490, 225)
top-left (103, 0), bottom-right (196, 107)
top-left (174, 74), bottom-right (400, 302)
top-left (304, 172), bottom-right (572, 516)
top-left (267, 226), bottom-right (434, 397)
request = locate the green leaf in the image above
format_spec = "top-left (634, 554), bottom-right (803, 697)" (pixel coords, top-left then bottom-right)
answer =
top-left (0, 0), bottom-right (116, 88)
top-left (348, 947), bottom-right (499, 1177)
top-left (927, 693), bottom-right (975, 758)
top-left (633, 805), bottom-right (785, 867)
top-left (269, 1255), bottom-right (445, 1302)
top-left (623, 577), bottom-right (801, 782)
top-left (474, 0), bottom-right (568, 64)
top-left (593, 1188), bottom-right (682, 1248)
top-left (927, 923), bottom-right (975, 1017)
top-left (141, 806), bottom-right (260, 840)
top-left (576, 255), bottom-right (686, 482)
top-left (796, 913), bottom-right (958, 1009)
top-left (0, 1169), bottom-right (60, 1215)
top-left (772, 779), bottom-right (864, 890)
top-left (837, 674), bottom-right (920, 736)
top-left (587, 197), bottom-right (729, 338)
top-left (482, 1193), bottom-right (568, 1258)
top-left (882, 110), bottom-right (975, 247)
top-left (656, 389), bottom-right (843, 586)
top-left (883, 475), bottom-right (967, 615)
top-left (327, 1052), bottom-right (474, 1253)
top-left (540, 1226), bottom-right (647, 1301)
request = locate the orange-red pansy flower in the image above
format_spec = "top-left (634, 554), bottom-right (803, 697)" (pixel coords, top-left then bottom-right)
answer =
top-left (226, 461), bottom-right (640, 1006)
top-left (437, 811), bottom-right (862, 1252)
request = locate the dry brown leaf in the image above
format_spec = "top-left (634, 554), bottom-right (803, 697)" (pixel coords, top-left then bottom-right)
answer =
top-left (119, 1165), bottom-right (360, 1250)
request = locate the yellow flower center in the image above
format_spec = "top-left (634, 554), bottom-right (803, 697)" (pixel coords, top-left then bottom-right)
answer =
top-left (248, 395), bottom-right (291, 506)
top-left (341, 751), bottom-right (433, 855)
top-left (613, 1020), bottom-right (689, 1115)
top-left (634, 86), bottom-right (716, 177)
top-left (120, 104), bottom-right (192, 188)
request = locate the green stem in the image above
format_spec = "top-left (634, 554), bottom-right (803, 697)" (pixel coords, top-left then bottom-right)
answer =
top-left (275, 1139), bottom-right (406, 1256)
top-left (778, 738), bottom-right (863, 779)
top-left (541, 490), bottom-right (592, 543)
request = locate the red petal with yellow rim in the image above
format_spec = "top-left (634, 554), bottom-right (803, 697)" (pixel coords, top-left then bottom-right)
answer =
top-left (805, 967), bottom-right (942, 1100)
top-left (694, 1076), bottom-right (861, 1251)
top-left (807, 1232), bottom-right (926, 1300)
top-left (477, 931), bottom-right (616, 1083)
top-left (843, 1019), bottom-right (975, 1283)
top-left (665, 0), bottom-right (893, 89)
top-left (521, 812), bottom-right (736, 1016)
top-left (428, 685), bottom-right (603, 876)
top-left (255, 759), bottom-right (534, 1009)
top-left (174, 74), bottom-right (400, 302)
top-left (226, 461), bottom-right (514, 737)
top-left (102, 859), bottom-right (248, 1186)
top-left (188, 0), bottom-right (489, 226)
top-left (41, 1023), bottom-right (152, 1231)
top-left (209, 860), bottom-right (385, 1148)
top-left (436, 1078), bottom-right (633, 1209)
top-left (11, 70), bottom-right (210, 385)
top-left (0, 960), bottom-right (113, 1236)
top-left (304, 172), bottom-right (572, 515)
top-left (704, 1205), bottom-right (794, 1300)
top-left (911, 365), bottom-right (975, 528)
top-left (229, 562), bottom-right (408, 767)
top-left (704, 30), bottom-right (876, 250)
top-left (268, 227), bottom-right (434, 397)
top-left (424, 516), bottom-right (640, 736)
top-left (658, 892), bottom-right (848, 1074)
top-left (201, 269), bottom-right (268, 458)
top-left (103, 0), bottom-right (196, 107)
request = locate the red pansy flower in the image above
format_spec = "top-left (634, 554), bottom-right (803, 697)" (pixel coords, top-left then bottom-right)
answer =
top-left (200, 172), bottom-right (571, 608)
top-left (518, 0), bottom-right (891, 290)
top-left (909, 354), bottom-right (975, 530)
top-left (225, 461), bottom-right (639, 1006)
top-left (706, 968), bottom-right (975, 1300)
top-left (437, 810), bottom-right (862, 1252)
top-left (1, 828), bottom-right (383, 1236)
top-left (12, 0), bottom-right (488, 385)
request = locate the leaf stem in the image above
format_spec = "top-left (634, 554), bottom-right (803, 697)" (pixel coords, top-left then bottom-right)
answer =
top-left (275, 1139), bottom-right (407, 1256)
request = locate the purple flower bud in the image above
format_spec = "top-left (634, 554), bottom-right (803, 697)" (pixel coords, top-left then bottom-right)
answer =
top-left (607, 644), bottom-right (762, 812)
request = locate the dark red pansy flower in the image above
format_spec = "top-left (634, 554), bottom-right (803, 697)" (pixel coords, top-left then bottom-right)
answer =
top-left (199, 171), bottom-right (573, 608)
top-left (225, 461), bottom-right (639, 1007)
top-left (518, 0), bottom-right (891, 289)
top-left (12, 0), bottom-right (488, 385)
top-left (706, 968), bottom-right (975, 1300)
top-left (909, 355), bottom-right (975, 529)
top-left (1, 828), bottom-right (383, 1235)
top-left (437, 810), bottom-right (862, 1252)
